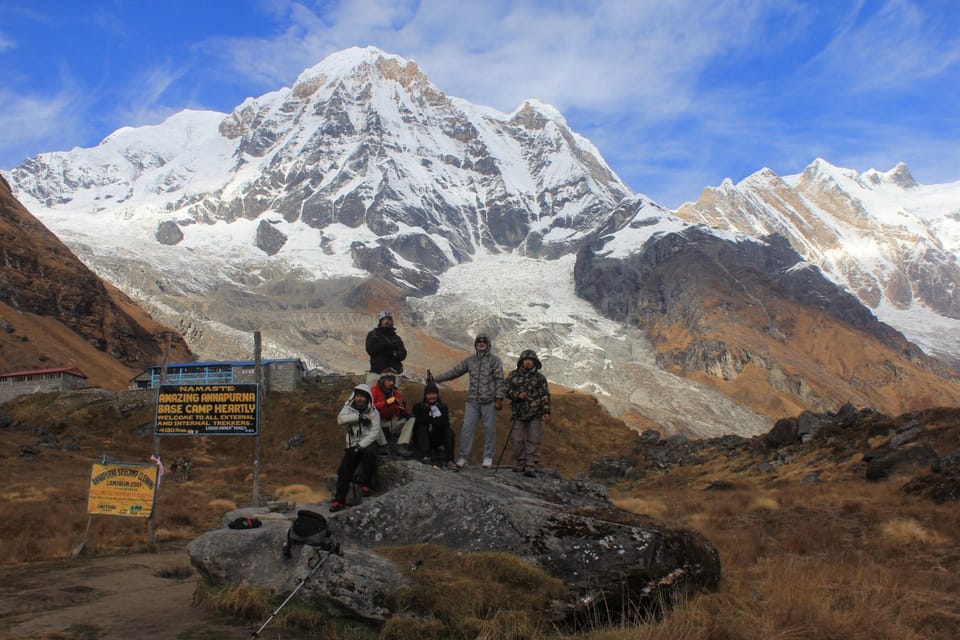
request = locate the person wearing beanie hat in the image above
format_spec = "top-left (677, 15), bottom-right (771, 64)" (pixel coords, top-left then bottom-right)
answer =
top-left (370, 368), bottom-right (415, 458)
top-left (505, 349), bottom-right (551, 476)
top-left (365, 310), bottom-right (407, 386)
top-left (432, 334), bottom-right (505, 468)
top-left (330, 383), bottom-right (381, 512)
top-left (411, 382), bottom-right (457, 469)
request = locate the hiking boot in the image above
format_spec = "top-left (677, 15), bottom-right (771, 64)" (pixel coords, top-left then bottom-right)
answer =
top-left (445, 460), bottom-right (459, 471)
top-left (512, 463), bottom-right (526, 472)
top-left (377, 444), bottom-right (390, 456)
top-left (523, 466), bottom-right (536, 477)
top-left (396, 444), bottom-right (414, 458)
top-left (455, 457), bottom-right (467, 468)
top-left (329, 500), bottom-right (346, 513)
top-left (482, 457), bottom-right (493, 469)
top-left (360, 485), bottom-right (371, 497)
top-left (420, 456), bottom-right (432, 465)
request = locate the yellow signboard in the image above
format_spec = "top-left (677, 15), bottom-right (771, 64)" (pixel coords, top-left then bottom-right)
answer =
top-left (87, 462), bottom-right (159, 517)
top-left (155, 383), bottom-right (259, 436)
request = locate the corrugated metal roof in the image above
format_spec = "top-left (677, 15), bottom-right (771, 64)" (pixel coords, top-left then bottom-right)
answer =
top-left (0, 366), bottom-right (87, 379)
top-left (147, 359), bottom-right (304, 370)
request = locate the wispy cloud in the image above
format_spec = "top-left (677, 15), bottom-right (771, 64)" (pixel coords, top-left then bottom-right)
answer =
top-left (206, 1), bottom-right (802, 118)
top-left (1, 0), bottom-right (958, 205)
top-left (807, 0), bottom-right (960, 92)
top-left (0, 88), bottom-right (83, 163)
top-left (113, 63), bottom-right (190, 127)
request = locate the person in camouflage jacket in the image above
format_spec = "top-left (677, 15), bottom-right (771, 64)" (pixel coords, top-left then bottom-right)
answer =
top-left (504, 349), bottom-right (551, 476)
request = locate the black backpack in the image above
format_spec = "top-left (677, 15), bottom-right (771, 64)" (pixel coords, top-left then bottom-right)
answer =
top-left (282, 510), bottom-right (339, 558)
top-left (227, 516), bottom-right (262, 530)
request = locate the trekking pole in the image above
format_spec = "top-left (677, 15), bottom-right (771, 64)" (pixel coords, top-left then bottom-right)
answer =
top-left (494, 418), bottom-right (517, 472)
top-left (251, 548), bottom-right (334, 638)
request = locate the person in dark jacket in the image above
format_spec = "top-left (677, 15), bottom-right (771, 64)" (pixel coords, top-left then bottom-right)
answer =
top-left (504, 349), bottom-right (551, 476)
top-left (433, 334), bottom-right (504, 468)
top-left (330, 384), bottom-right (380, 512)
top-left (411, 382), bottom-right (458, 470)
top-left (365, 311), bottom-right (407, 385)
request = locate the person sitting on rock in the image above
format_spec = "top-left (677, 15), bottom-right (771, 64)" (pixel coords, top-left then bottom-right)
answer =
top-left (504, 349), bottom-right (551, 476)
top-left (331, 383), bottom-right (380, 513)
top-left (370, 368), bottom-right (415, 458)
top-left (412, 382), bottom-right (458, 469)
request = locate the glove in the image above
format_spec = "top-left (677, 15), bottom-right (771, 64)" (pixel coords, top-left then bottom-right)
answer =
top-left (386, 397), bottom-right (396, 405)
top-left (429, 405), bottom-right (442, 418)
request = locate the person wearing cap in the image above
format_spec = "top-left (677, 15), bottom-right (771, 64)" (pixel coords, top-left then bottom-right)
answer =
top-left (370, 368), bottom-right (416, 458)
top-left (365, 311), bottom-right (407, 386)
top-left (505, 349), bottom-right (551, 477)
top-left (331, 383), bottom-right (381, 512)
top-left (432, 334), bottom-right (505, 468)
top-left (411, 382), bottom-right (457, 469)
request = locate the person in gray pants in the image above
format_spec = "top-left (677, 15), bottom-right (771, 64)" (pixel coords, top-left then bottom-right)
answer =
top-left (432, 334), bottom-right (504, 468)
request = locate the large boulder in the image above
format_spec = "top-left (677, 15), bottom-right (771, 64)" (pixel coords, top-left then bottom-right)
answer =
top-left (188, 461), bottom-right (720, 626)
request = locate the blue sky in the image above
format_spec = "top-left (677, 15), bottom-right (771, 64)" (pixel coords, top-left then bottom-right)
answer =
top-left (1, 0), bottom-right (958, 208)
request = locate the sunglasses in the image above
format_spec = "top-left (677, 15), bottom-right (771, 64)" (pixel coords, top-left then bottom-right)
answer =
top-left (476, 339), bottom-right (488, 344)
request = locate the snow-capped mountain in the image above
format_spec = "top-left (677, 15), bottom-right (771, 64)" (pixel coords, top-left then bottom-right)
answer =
top-left (673, 159), bottom-right (960, 367)
top-left (575, 199), bottom-right (960, 419)
top-left (10, 46), bottom-right (629, 294)
top-left (6, 47), bottom-right (960, 436)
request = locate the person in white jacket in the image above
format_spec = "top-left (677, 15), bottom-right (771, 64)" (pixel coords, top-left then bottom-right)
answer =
top-left (331, 383), bottom-right (380, 512)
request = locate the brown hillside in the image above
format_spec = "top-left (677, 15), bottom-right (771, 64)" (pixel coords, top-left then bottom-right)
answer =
top-left (654, 295), bottom-right (960, 419)
top-left (2, 383), bottom-right (959, 639)
top-left (576, 228), bottom-right (960, 421)
top-left (0, 377), bottom-right (637, 564)
top-left (0, 174), bottom-right (191, 388)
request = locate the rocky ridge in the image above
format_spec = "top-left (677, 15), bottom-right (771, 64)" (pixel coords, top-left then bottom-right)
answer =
top-left (674, 159), bottom-right (960, 367)
top-left (575, 222), bottom-right (960, 418)
top-left (591, 405), bottom-right (960, 505)
top-left (9, 47), bottom-right (630, 294)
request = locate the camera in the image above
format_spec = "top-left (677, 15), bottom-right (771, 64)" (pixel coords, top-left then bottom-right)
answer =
top-left (359, 416), bottom-right (371, 427)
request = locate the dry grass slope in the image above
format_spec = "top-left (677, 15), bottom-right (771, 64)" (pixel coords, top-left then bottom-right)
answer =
top-left (2, 381), bottom-right (959, 639)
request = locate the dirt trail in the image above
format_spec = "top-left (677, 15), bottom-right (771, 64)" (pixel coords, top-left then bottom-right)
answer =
top-left (0, 542), bottom-right (246, 639)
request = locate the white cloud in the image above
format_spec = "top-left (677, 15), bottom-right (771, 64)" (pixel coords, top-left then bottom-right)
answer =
top-left (0, 89), bottom-right (83, 166)
top-left (809, 0), bottom-right (960, 92)
top-left (113, 64), bottom-right (190, 127)
top-left (0, 33), bottom-right (15, 51)
top-left (204, 1), bottom-right (803, 121)
top-left (4, 0), bottom-right (958, 202)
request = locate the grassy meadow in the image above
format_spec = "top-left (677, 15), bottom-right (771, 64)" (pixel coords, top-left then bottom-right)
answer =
top-left (1, 379), bottom-right (958, 639)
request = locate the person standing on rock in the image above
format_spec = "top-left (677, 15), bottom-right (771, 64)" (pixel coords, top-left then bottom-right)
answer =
top-left (504, 349), bottom-right (551, 476)
top-left (432, 334), bottom-right (504, 468)
top-left (331, 383), bottom-right (380, 513)
top-left (370, 368), bottom-right (415, 458)
top-left (365, 311), bottom-right (407, 386)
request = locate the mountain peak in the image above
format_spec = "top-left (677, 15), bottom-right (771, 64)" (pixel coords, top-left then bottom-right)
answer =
top-left (290, 46), bottom-right (436, 99)
top-left (294, 46), bottom-right (409, 81)
top-left (882, 161), bottom-right (917, 189)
